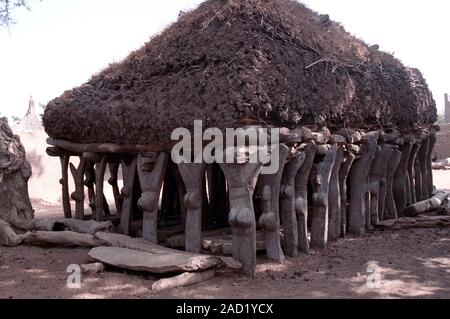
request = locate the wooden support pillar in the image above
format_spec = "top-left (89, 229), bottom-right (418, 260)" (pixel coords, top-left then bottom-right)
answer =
top-left (84, 162), bottom-right (96, 215)
top-left (383, 149), bottom-right (402, 220)
top-left (378, 146), bottom-right (394, 221)
top-left (59, 155), bottom-right (72, 219)
top-left (108, 162), bottom-right (123, 215)
top-left (418, 136), bottom-right (430, 201)
top-left (339, 151), bottom-right (355, 237)
top-left (219, 161), bottom-right (262, 276)
top-left (369, 145), bottom-right (394, 227)
top-left (393, 139), bottom-right (413, 217)
top-left (118, 156), bottom-right (137, 235)
top-left (348, 138), bottom-right (378, 235)
top-left (178, 162), bottom-right (207, 253)
top-left (427, 132), bottom-right (437, 196)
top-left (258, 144), bottom-right (290, 262)
top-left (295, 142), bottom-right (317, 254)
top-left (137, 152), bottom-right (169, 243)
top-left (280, 152), bottom-right (306, 257)
top-left (408, 142), bottom-right (420, 204)
top-left (69, 156), bottom-right (87, 220)
top-left (414, 142), bottom-right (424, 203)
top-left (95, 155), bottom-right (109, 221)
top-left (328, 148), bottom-right (344, 242)
top-left (310, 144), bottom-right (338, 249)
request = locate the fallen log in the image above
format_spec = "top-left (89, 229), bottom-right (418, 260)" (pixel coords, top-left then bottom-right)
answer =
top-left (152, 270), bottom-right (216, 292)
top-left (163, 229), bottom-right (267, 255)
top-left (375, 216), bottom-right (450, 230)
top-left (404, 192), bottom-right (449, 217)
top-left (34, 218), bottom-right (113, 235)
top-left (23, 231), bottom-right (106, 247)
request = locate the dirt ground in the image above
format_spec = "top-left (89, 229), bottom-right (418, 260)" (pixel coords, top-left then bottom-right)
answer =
top-left (1, 170), bottom-right (450, 299)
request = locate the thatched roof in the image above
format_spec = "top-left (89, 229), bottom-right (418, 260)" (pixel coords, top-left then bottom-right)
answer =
top-left (43, 0), bottom-right (437, 145)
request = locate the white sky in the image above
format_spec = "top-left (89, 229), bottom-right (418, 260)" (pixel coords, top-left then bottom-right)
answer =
top-left (0, 0), bottom-right (448, 120)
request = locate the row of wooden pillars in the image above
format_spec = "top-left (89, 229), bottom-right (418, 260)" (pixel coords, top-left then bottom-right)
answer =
top-left (47, 128), bottom-right (436, 276)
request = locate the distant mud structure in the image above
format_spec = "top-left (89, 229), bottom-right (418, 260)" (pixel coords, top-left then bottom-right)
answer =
top-left (42, 0), bottom-right (438, 275)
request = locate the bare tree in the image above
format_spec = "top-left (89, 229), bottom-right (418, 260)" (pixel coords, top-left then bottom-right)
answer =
top-left (0, 0), bottom-right (31, 28)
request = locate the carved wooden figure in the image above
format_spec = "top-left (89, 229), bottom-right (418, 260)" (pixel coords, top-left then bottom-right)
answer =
top-left (310, 144), bottom-right (338, 249)
top-left (383, 149), bottom-right (402, 220)
top-left (178, 162), bottom-right (208, 253)
top-left (369, 145), bottom-right (393, 227)
top-left (348, 138), bottom-right (378, 235)
top-left (426, 132), bottom-right (437, 196)
top-left (339, 151), bottom-right (355, 237)
top-left (59, 155), bottom-right (72, 218)
top-left (280, 152), bottom-right (306, 257)
top-left (118, 156), bottom-right (138, 235)
top-left (418, 135), bottom-right (430, 201)
top-left (108, 162), bottom-right (123, 215)
top-left (294, 142), bottom-right (317, 254)
top-left (84, 162), bottom-right (96, 215)
top-left (393, 139), bottom-right (413, 217)
top-left (408, 142), bottom-right (420, 204)
top-left (69, 156), bottom-right (87, 220)
top-left (219, 161), bottom-right (262, 276)
top-left (377, 146), bottom-right (394, 221)
top-left (258, 144), bottom-right (290, 262)
top-left (137, 152), bottom-right (169, 243)
top-left (328, 148), bottom-right (344, 242)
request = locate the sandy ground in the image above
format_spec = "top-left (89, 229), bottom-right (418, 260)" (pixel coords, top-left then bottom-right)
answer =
top-left (1, 171), bottom-right (450, 299)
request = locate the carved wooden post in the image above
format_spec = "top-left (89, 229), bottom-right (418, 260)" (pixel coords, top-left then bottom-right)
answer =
top-left (84, 162), bottom-right (96, 215)
top-left (339, 151), bottom-right (355, 237)
top-left (408, 142), bottom-right (420, 204)
top-left (427, 131), bottom-right (437, 196)
top-left (369, 145), bottom-right (394, 226)
top-left (310, 144), bottom-right (338, 249)
top-left (378, 146), bottom-right (394, 221)
top-left (219, 161), bottom-right (262, 276)
top-left (418, 135), bottom-right (430, 201)
top-left (118, 156), bottom-right (137, 235)
top-left (95, 155), bottom-right (109, 221)
top-left (178, 162), bottom-right (207, 253)
top-left (69, 156), bottom-right (87, 220)
top-left (294, 142), bottom-right (317, 254)
top-left (258, 144), bottom-right (290, 262)
top-left (383, 149), bottom-right (402, 220)
top-left (328, 148), bottom-right (344, 242)
top-left (108, 162), bottom-right (123, 215)
top-left (393, 139), bottom-right (413, 217)
top-left (59, 155), bottom-right (72, 218)
top-left (348, 138), bottom-right (377, 235)
top-left (414, 141), bottom-right (424, 203)
top-left (280, 152), bottom-right (305, 257)
top-left (137, 152), bottom-right (168, 243)
top-left (83, 153), bottom-right (109, 222)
